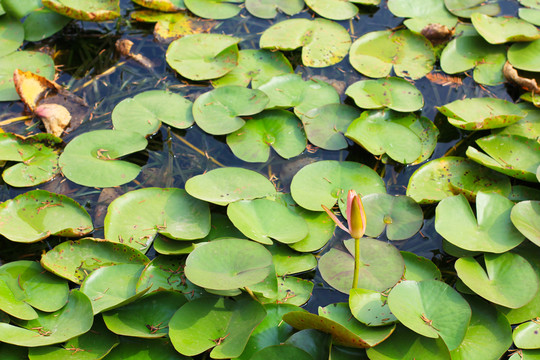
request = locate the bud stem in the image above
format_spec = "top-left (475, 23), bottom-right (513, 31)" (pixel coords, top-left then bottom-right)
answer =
top-left (352, 237), bottom-right (360, 289)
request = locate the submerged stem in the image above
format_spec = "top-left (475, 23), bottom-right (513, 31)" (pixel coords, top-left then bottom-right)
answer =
top-left (352, 237), bottom-right (360, 289)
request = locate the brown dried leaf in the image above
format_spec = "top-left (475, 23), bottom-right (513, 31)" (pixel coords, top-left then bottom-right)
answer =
top-left (503, 61), bottom-right (540, 94)
top-left (115, 39), bottom-right (154, 69)
top-left (421, 23), bottom-right (454, 46)
top-left (34, 103), bottom-right (72, 137)
top-left (426, 72), bottom-right (463, 88)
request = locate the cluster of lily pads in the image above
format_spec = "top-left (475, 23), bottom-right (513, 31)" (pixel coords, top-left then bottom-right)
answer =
top-left (0, 0), bottom-right (540, 359)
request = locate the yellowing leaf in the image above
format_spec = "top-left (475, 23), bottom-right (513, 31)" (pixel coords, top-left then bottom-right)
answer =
top-left (13, 69), bottom-right (60, 111)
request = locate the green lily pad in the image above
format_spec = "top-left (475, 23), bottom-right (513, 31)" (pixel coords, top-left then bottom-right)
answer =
top-left (514, 321), bottom-right (540, 349)
top-left (185, 167), bottom-right (276, 206)
top-left (444, 0), bottom-right (500, 17)
top-left (250, 344), bottom-right (313, 360)
top-left (276, 277), bottom-right (313, 306)
top-left (105, 338), bottom-right (189, 359)
top-left (290, 160), bottom-right (386, 212)
top-left (0, 290), bottom-right (93, 347)
top-left (258, 74), bottom-right (340, 117)
top-left (387, 0), bottom-right (457, 33)
top-left (23, 8), bottom-right (72, 42)
top-left (0, 190), bottom-right (93, 243)
top-left (193, 86), bottom-right (269, 135)
top-left (169, 296), bottom-right (266, 358)
top-left (0, 50), bottom-right (55, 101)
top-left (103, 291), bottom-right (187, 338)
top-left (42, 0), bottom-right (120, 21)
top-left (439, 97), bottom-right (526, 130)
top-left (132, 0), bottom-right (186, 11)
top-left (136, 256), bottom-right (190, 294)
top-left (346, 77), bottom-right (424, 112)
top-left (508, 38), bottom-right (540, 72)
top-left (1, 0), bottom-right (41, 19)
top-left (267, 243), bottom-right (316, 276)
top-left (285, 330), bottom-right (331, 360)
top-left (112, 90), bottom-right (194, 136)
top-left (0, 261), bottom-right (68, 320)
top-left (456, 253), bottom-right (539, 308)
top-left (319, 238), bottom-right (405, 294)
top-left (301, 104), bottom-right (361, 151)
top-left (450, 296), bottom-right (512, 360)
top-left (366, 325), bottom-right (451, 360)
top-left (58, 129), bottom-right (148, 188)
top-left (184, 238), bottom-right (273, 291)
top-left (27, 316), bottom-right (119, 359)
top-left (184, 0), bottom-right (242, 19)
top-left (305, 0), bottom-right (379, 20)
top-left (494, 103), bottom-right (540, 139)
top-left (260, 18), bottom-right (351, 68)
top-left (0, 133), bottom-right (61, 187)
top-left (387, 279), bottom-right (471, 351)
top-left (467, 134), bottom-right (540, 182)
top-left (435, 192), bottom-right (525, 253)
top-left (407, 156), bottom-right (512, 204)
top-left (401, 251), bottom-right (442, 281)
top-left (346, 110), bottom-right (437, 164)
top-left (349, 29), bottom-right (435, 80)
top-left (283, 302), bottom-right (395, 348)
top-left (361, 193), bottom-right (423, 240)
top-left (227, 109), bottom-right (306, 162)
top-left (212, 49), bottom-right (292, 88)
top-left (349, 288), bottom-right (397, 326)
top-left (80, 263), bottom-right (149, 314)
top-left (520, 7), bottom-right (540, 25)
top-left (166, 33), bottom-right (241, 81)
top-left (440, 25), bottom-right (506, 86)
top-left (511, 201), bottom-right (540, 245)
top-left (40, 238), bottom-right (149, 284)
top-left (104, 187), bottom-right (210, 253)
top-left (245, 0), bottom-right (304, 18)
top-left (471, 13), bottom-right (540, 44)
top-left (0, 15), bottom-right (24, 57)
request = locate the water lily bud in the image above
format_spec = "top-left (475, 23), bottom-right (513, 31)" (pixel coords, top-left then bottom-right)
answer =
top-left (347, 190), bottom-right (366, 239)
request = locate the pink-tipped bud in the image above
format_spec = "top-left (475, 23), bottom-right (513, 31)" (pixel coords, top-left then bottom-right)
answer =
top-left (347, 190), bottom-right (366, 239)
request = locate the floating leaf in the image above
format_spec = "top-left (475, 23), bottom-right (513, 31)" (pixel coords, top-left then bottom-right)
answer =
top-left (455, 253), bottom-right (539, 308)
top-left (471, 13), bottom-right (540, 44)
top-left (319, 238), bottom-right (404, 294)
top-left (520, 7), bottom-right (540, 25)
top-left (42, 0), bottom-right (121, 21)
top-left (407, 156), bottom-right (511, 204)
top-left (169, 296), bottom-right (266, 358)
top-left (260, 18), bottom-right (351, 67)
top-left (41, 238), bottom-right (149, 284)
top-left (435, 192), bottom-right (525, 253)
top-left (0, 15), bottom-right (24, 57)
top-left (514, 320), bottom-right (540, 349)
top-left (349, 288), bottom-right (397, 326)
top-left (132, 0), bottom-right (186, 11)
top-left (276, 277), bottom-right (313, 306)
top-left (0, 190), bottom-right (92, 243)
top-left (346, 77), bottom-right (424, 112)
top-left (387, 0), bottom-right (457, 33)
top-left (1, 0), bottom-right (41, 19)
top-left (250, 344), bottom-right (313, 360)
top-left (58, 130), bottom-right (147, 188)
top-left (401, 251), bottom-right (441, 281)
top-left (508, 38), bottom-right (540, 73)
top-left (23, 8), bottom-right (71, 42)
top-left (305, 0), bottom-right (380, 20)
top-left (387, 280), bottom-right (471, 351)
top-left (112, 90), bottom-right (194, 136)
top-left (166, 33), bottom-right (241, 81)
top-left (511, 200), bottom-right (540, 245)
top-left (226, 109), bottom-right (306, 162)
top-left (444, 0), bottom-right (500, 17)
top-left (185, 167), bottom-right (276, 206)
top-left (193, 86), bottom-right (269, 135)
top-left (245, 0), bottom-right (304, 19)
top-left (184, 0), bottom-right (242, 19)
top-left (105, 338), bottom-right (188, 359)
top-left (268, 243), bottom-right (316, 276)
top-left (349, 29), bottom-right (435, 80)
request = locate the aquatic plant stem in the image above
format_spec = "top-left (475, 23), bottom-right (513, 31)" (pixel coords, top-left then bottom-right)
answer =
top-left (352, 237), bottom-right (360, 289)
top-left (244, 286), bottom-right (260, 303)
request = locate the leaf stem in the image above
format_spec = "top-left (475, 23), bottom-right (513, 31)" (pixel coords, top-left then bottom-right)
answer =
top-left (352, 237), bottom-right (360, 289)
top-left (244, 286), bottom-right (260, 303)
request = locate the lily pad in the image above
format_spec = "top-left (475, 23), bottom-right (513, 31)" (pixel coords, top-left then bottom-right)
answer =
top-left (104, 187), bottom-right (210, 253)
top-left (245, 0), bottom-right (304, 18)
top-left (361, 193), bottom-right (423, 240)
top-left (58, 129), bottom-right (148, 187)
top-left (301, 104), bottom-right (361, 151)
top-left (103, 290), bottom-right (187, 338)
top-left (169, 296), bottom-right (266, 358)
top-left (349, 288), bottom-right (397, 326)
top-left (0, 51), bottom-right (55, 102)
top-left (260, 18), bottom-right (351, 68)
top-left (387, 279), bottom-right (471, 351)
top-left (212, 49), bottom-right (293, 88)
top-left (346, 77), bottom-right (424, 112)
top-left (290, 160), bottom-right (386, 212)
top-left (444, 0), bottom-right (500, 17)
top-left (184, 0), bottom-right (243, 19)
top-left (466, 134), bottom-right (540, 182)
top-left (184, 238), bottom-right (273, 291)
top-left (40, 238), bottom-right (149, 284)
top-left (387, 0), bottom-right (457, 33)
top-left (455, 253), bottom-right (539, 308)
top-left (268, 243), bottom-right (316, 276)
top-left (23, 8), bottom-right (72, 42)
top-left (406, 156), bottom-right (512, 204)
top-left (276, 277), bottom-right (313, 306)
top-left (193, 86), bottom-right (269, 135)
top-left (319, 238), bottom-right (405, 293)
top-left (349, 29), bottom-right (435, 80)
top-left (132, 0), bottom-right (186, 11)
top-left (511, 201), bottom-right (540, 245)
top-left (401, 251), bottom-right (442, 281)
top-left (105, 338), bottom-right (188, 359)
top-left (185, 167), bottom-right (276, 206)
top-left (166, 33), bottom-right (241, 81)
top-left (250, 344), bottom-right (313, 360)
top-left (0, 190), bottom-right (93, 243)
top-left (508, 38), bottom-right (540, 72)
top-left (471, 13), bottom-right (540, 44)
top-left (435, 192), bottom-right (525, 253)
top-left (42, 0), bottom-right (121, 21)
top-left (226, 109), bottom-right (306, 162)
top-left (0, 261), bottom-right (68, 320)
top-left (520, 7), bottom-right (540, 25)
top-left (305, 0), bottom-right (379, 20)
top-left (285, 329), bottom-right (331, 360)
top-left (1, 0), bottom-right (41, 19)
top-left (0, 15), bottom-right (24, 57)
top-left (0, 290), bottom-right (93, 347)
top-left (514, 320), bottom-right (540, 349)
top-left (494, 103), bottom-right (540, 139)
top-left (112, 90), bottom-right (194, 136)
